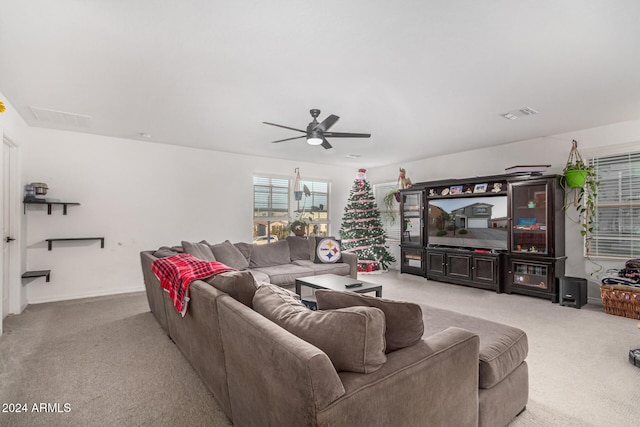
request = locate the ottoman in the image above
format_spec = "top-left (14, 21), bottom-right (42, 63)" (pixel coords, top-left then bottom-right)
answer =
top-left (423, 306), bottom-right (528, 427)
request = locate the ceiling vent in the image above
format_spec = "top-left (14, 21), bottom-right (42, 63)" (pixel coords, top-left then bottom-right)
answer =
top-left (518, 107), bottom-right (538, 116)
top-left (501, 107), bottom-right (539, 120)
top-left (29, 106), bottom-right (91, 128)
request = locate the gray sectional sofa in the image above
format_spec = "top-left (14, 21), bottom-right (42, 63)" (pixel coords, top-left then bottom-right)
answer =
top-left (141, 240), bottom-right (529, 427)
top-left (153, 236), bottom-right (357, 288)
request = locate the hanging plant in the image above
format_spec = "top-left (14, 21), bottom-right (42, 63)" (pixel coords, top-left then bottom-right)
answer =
top-left (562, 140), bottom-right (599, 239)
top-left (383, 190), bottom-right (399, 226)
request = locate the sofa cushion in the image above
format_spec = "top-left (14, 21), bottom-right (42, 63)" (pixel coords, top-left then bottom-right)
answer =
top-left (208, 240), bottom-right (250, 270)
top-left (153, 246), bottom-right (180, 258)
top-left (250, 264), bottom-right (313, 286)
top-left (249, 240), bottom-right (291, 268)
top-left (233, 242), bottom-right (252, 264)
top-left (313, 237), bottom-right (343, 264)
top-left (422, 305), bottom-right (528, 388)
top-left (205, 271), bottom-right (259, 308)
top-left (247, 269), bottom-right (271, 285)
top-left (253, 284), bottom-right (387, 373)
top-left (316, 289), bottom-right (424, 352)
top-left (292, 260), bottom-right (351, 277)
top-left (286, 236), bottom-right (312, 261)
top-left (182, 241), bottom-right (217, 261)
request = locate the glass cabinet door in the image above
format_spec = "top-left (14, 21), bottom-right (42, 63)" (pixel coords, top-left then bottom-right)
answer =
top-left (511, 260), bottom-right (550, 290)
top-left (401, 191), bottom-right (423, 245)
top-left (510, 181), bottom-right (550, 254)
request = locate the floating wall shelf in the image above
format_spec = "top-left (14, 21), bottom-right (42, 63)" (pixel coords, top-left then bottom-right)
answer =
top-left (21, 270), bottom-right (51, 282)
top-left (23, 200), bottom-right (81, 215)
top-left (45, 237), bottom-right (105, 251)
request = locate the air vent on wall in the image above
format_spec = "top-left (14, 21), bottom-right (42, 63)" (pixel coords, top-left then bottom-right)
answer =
top-left (29, 106), bottom-right (91, 128)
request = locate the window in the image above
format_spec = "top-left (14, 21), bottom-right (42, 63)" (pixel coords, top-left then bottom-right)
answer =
top-left (253, 176), bottom-right (289, 243)
top-left (473, 206), bottom-right (488, 215)
top-left (297, 180), bottom-right (330, 237)
top-left (253, 175), bottom-right (331, 241)
top-left (374, 182), bottom-right (401, 241)
top-left (588, 151), bottom-right (640, 258)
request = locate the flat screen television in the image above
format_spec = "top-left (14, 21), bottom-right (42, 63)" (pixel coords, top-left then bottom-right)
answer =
top-left (427, 196), bottom-right (508, 251)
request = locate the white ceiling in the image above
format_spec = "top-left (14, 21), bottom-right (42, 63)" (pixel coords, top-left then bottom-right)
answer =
top-left (1, 1), bottom-right (639, 168)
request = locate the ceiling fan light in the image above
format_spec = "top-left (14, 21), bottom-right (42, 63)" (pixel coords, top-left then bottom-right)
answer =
top-left (307, 130), bottom-right (323, 145)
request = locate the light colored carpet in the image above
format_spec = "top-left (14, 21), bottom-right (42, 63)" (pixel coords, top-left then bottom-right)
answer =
top-left (1, 271), bottom-right (639, 426)
top-left (376, 272), bottom-right (640, 427)
top-left (0, 293), bottom-right (230, 426)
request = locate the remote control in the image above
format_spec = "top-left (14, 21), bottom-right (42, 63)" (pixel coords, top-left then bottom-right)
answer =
top-left (345, 282), bottom-right (362, 288)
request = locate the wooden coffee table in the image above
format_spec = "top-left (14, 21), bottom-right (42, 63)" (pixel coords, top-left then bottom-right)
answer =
top-left (295, 274), bottom-right (383, 298)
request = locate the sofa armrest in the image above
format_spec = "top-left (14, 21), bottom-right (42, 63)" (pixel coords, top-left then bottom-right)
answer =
top-left (140, 251), bottom-right (169, 334)
top-left (318, 327), bottom-right (480, 427)
top-left (341, 252), bottom-right (358, 279)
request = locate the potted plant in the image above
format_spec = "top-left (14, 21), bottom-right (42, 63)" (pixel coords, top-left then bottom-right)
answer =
top-left (562, 140), bottom-right (599, 238)
top-left (288, 219), bottom-right (308, 237)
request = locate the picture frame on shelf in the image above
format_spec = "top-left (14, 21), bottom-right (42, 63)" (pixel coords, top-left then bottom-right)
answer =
top-left (449, 185), bottom-right (463, 195)
top-left (473, 183), bottom-right (488, 193)
top-left (534, 191), bottom-right (546, 206)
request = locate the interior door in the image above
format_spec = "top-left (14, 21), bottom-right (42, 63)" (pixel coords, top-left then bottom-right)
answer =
top-left (2, 139), bottom-right (12, 322)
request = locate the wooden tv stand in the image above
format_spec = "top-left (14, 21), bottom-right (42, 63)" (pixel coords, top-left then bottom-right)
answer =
top-left (426, 247), bottom-right (504, 292)
top-left (399, 173), bottom-right (565, 301)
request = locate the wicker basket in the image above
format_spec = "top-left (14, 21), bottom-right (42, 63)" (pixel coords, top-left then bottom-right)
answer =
top-left (600, 285), bottom-right (640, 319)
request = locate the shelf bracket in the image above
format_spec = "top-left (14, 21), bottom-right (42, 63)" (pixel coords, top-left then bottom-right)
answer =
top-left (21, 270), bottom-right (51, 283)
top-left (46, 237), bottom-right (105, 251)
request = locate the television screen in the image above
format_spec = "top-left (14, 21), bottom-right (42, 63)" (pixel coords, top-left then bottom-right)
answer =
top-left (427, 196), bottom-right (508, 250)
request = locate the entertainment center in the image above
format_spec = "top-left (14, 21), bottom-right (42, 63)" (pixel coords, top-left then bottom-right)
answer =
top-left (399, 173), bottom-right (566, 302)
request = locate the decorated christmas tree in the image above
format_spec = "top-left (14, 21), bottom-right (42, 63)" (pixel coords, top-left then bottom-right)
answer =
top-left (340, 169), bottom-right (396, 273)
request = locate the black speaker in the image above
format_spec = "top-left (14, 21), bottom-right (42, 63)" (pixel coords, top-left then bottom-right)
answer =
top-left (559, 277), bottom-right (587, 309)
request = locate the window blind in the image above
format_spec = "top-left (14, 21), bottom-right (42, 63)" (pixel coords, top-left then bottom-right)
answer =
top-left (589, 151), bottom-right (640, 258)
top-left (253, 176), bottom-right (289, 220)
top-left (299, 180), bottom-right (329, 218)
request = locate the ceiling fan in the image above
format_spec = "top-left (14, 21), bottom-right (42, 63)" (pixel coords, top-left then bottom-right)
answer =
top-left (263, 109), bottom-right (371, 149)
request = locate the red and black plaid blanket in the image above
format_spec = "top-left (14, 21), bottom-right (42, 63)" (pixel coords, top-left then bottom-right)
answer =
top-left (151, 253), bottom-right (236, 315)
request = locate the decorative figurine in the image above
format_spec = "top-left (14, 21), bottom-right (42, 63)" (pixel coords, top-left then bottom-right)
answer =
top-left (398, 168), bottom-right (413, 189)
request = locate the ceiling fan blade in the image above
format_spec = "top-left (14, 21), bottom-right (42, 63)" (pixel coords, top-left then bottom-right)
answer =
top-left (271, 135), bottom-right (306, 143)
top-left (323, 132), bottom-right (371, 138)
top-left (315, 114), bottom-right (340, 132)
top-left (262, 122), bottom-right (306, 133)
top-left (321, 138), bottom-right (332, 150)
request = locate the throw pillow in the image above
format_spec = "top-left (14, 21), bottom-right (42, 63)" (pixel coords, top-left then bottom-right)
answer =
top-left (315, 289), bottom-right (424, 352)
top-left (233, 242), bottom-right (253, 264)
top-left (313, 237), bottom-right (343, 264)
top-left (286, 236), bottom-right (311, 261)
top-left (182, 240), bottom-right (217, 262)
top-left (153, 246), bottom-right (180, 258)
top-left (208, 240), bottom-right (250, 270)
top-left (249, 239), bottom-right (291, 268)
top-left (206, 271), bottom-right (259, 308)
top-left (253, 284), bottom-right (386, 373)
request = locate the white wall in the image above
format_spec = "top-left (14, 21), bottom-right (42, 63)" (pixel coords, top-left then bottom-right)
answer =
top-left (22, 128), bottom-right (356, 303)
top-left (368, 119), bottom-right (640, 302)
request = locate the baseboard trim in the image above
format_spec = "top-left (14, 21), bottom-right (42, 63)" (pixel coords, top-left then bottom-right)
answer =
top-left (587, 296), bottom-right (603, 305)
top-left (27, 286), bottom-right (145, 305)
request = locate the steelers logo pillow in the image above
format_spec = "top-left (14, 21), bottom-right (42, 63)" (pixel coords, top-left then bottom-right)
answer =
top-left (314, 237), bottom-right (343, 264)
